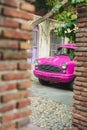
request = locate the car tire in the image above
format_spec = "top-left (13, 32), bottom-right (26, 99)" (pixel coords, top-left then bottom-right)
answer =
top-left (39, 78), bottom-right (49, 85)
top-left (69, 80), bottom-right (74, 90)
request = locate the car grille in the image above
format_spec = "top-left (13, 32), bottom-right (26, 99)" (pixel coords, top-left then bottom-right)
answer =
top-left (38, 64), bottom-right (62, 73)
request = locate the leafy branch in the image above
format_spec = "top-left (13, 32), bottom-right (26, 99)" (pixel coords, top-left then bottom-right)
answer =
top-left (32, 0), bottom-right (87, 42)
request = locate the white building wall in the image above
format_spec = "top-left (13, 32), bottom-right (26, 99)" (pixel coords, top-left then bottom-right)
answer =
top-left (38, 18), bottom-right (60, 58)
top-left (38, 20), bottom-right (50, 58)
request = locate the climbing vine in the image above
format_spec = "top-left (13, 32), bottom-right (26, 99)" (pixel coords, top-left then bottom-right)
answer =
top-left (33, 0), bottom-right (87, 42)
top-left (47, 0), bottom-right (87, 42)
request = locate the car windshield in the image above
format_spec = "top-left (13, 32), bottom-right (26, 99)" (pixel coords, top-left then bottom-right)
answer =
top-left (57, 48), bottom-right (75, 60)
top-left (57, 48), bottom-right (68, 55)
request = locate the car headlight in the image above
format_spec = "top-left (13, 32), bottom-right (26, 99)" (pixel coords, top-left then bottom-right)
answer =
top-left (34, 59), bottom-right (39, 66)
top-left (62, 62), bottom-right (67, 69)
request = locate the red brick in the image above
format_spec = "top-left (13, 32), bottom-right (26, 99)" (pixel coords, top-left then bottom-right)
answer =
top-left (74, 104), bottom-right (87, 112)
top-left (78, 12), bottom-right (87, 18)
top-left (0, 103), bottom-right (16, 113)
top-left (73, 122), bottom-right (87, 130)
top-left (76, 61), bottom-right (87, 67)
top-left (81, 92), bottom-right (87, 97)
top-left (76, 42), bottom-right (87, 47)
top-left (78, 17), bottom-right (87, 23)
top-left (73, 90), bottom-right (81, 95)
top-left (1, 91), bottom-right (31, 103)
top-left (73, 119), bottom-right (87, 128)
top-left (0, 53), bottom-right (2, 59)
top-left (77, 28), bottom-right (87, 33)
top-left (0, 123), bottom-right (16, 130)
top-left (74, 85), bottom-right (87, 92)
top-left (20, 2), bottom-right (35, 12)
top-left (78, 22), bottom-right (87, 28)
top-left (0, 63), bottom-right (17, 71)
top-left (75, 71), bottom-right (87, 77)
top-left (75, 77), bottom-right (87, 82)
top-left (72, 124), bottom-right (87, 130)
top-left (73, 108), bottom-right (87, 117)
top-left (16, 118), bottom-right (30, 128)
top-left (78, 125), bottom-right (87, 130)
top-left (2, 109), bottom-right (31, 123)
top-left (73, 5), bottom-right (87, 130)
top-left (2, 29), bottom-right (32, 40)
top-left (17, 80), bottom-right (32, 89)
top-left (0, 29), bottom-right (2, 37)
top-left (80, 102), bottom-right (87, 107)
top-left (75, 66), bottom-right (87, 72)
top-left (0, 1), bottom-right (34, 130)
top-left (77, 7), bottom-right (87, 13)
top-left (20, 42), bottom-right (32, 50)
top-left (76, 37), bottom-right (87, 42)
top-left (74, 95), bottom-right (87, 102)
top-left (76, 48), bottom-right (87, 53)
top-left (0, 7), bottom-right (2, 14)
top-left (0, 40), bottom-right (19, 49)
top-left (73, 113), bottom-right (87, 122)
top-left (0, 17), bottom-right (19, 28)
top-left (72, 126), bottom-right (79, 130)
top-left (0, 0), bottom-right (18, 7)
top-left (0, 83), bottom-right (16, 93)
top-left (74, 72), bottom-right (81, 77)
top-left (21, 23), bottom-right (33, 31)
top-left (2, 51), bottom-right (32, 60)
top-left (2, 72), bottom-right (31, 81)
top-left (18, 62), bottom-right (31, 70)
top-left (17, 99), bottom-right (31, 108)
top-left (73, 100), bottom-right (81, 105)
top-left (76, 32), bottom-right (87, 38)
top-left (3, 7), bottom-right (34, 20)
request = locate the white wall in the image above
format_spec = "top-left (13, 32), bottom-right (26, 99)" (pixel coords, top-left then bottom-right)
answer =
top-left (38, 19), bottom-right (60, 58)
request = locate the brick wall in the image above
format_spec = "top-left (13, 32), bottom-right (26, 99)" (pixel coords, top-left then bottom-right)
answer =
top-left (72, 4), bottom-right (87, 130)
top-left (0, 0), bottom-right (35, 130)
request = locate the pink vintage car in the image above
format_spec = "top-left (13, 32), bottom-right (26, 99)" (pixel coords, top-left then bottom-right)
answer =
top-left (33, 44), bottom-right (77, 89)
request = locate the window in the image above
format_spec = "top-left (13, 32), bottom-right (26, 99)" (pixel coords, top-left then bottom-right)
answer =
top-left (50, 30), bottom-right (64, 56)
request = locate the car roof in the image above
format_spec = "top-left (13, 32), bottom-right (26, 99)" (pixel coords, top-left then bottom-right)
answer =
top-left (57, 43), bottom-right (77, 50)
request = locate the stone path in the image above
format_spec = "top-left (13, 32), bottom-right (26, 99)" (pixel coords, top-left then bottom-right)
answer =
top-left (29, 97), bottom-right (73, 130)
top-left (29, 80), bottom-right (73, 130)
top-left (30, 80), bottom-right (74, 106)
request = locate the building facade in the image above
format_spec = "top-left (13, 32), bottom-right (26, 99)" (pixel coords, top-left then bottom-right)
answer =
top-left (29, 15), bottom-right (68, 79)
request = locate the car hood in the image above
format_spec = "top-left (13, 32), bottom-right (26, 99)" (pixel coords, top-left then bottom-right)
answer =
top-left (38, 56), bottom-right (71, 66)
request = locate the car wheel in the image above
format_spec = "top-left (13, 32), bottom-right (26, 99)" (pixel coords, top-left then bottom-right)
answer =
top-left (39, 78), bottom-right (49, 85)
top-left (69, 80), bottom-right (74, 90)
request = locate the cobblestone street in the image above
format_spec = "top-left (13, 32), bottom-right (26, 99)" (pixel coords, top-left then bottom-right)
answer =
top-left (29, 80), bottom-right (74, 130)
top-left (30, 79), bottom-right (74, 106)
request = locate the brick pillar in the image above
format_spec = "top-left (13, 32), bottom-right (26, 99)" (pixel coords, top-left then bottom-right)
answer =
top-left (72, 4), bottom-right (87, 130)
top-left (0, 0), bottom-right (35, 130)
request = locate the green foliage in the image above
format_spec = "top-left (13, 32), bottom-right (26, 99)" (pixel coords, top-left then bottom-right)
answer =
top-left (54, 10), bottom-right (77, 42)
top-left (55, 20), bottom-right (77, 42)
top-left (32, 0), bottom-right (49, 11)
top-left (34, 0), bottom-right (87, 42)
top-left (46, 0), bottom-right (60, 7)
top-left (70, 0), bottom-right (87, 3)
top-left (46, 0), bottom-right (87, 42)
